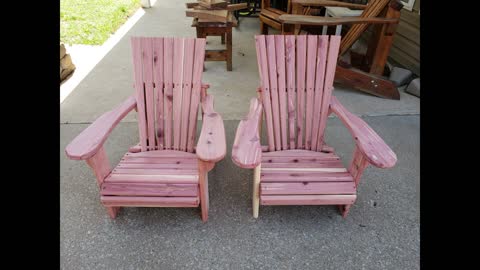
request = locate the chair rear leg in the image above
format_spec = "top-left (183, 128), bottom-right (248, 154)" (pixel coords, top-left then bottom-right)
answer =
top-left (106, 206), bottom-right (120, 219)
top-left (338, 205), bottom-right (352, 218)
top-left (260, 21), bottom-right (268, 35)
top-left (252, 164), bottom-right (261, 218)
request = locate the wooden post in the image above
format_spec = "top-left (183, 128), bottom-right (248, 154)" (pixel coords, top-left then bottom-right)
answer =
top-left (198, 160), bottom-right (215, 222)
top-left (86, 146), bottom-right (120, 218)
top-left (366, 0), bottom-right (402, 75)
top-left (226, 27), bottom-right (232, 71)
top-left (252, 164), bottom-right (261, 218)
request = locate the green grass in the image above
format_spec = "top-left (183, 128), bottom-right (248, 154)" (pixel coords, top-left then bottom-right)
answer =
top-left (61, 0), bottom-right (141, 45)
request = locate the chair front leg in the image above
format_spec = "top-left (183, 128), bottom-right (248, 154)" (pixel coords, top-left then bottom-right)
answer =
top-left (252, 163), bottom-right (261, 218)
top-left (340, 145), bottom-right (369, 218)
top-left (198, 160), bottom-right (215, 222)
top-left (85, 146), bottom-right (120, 218)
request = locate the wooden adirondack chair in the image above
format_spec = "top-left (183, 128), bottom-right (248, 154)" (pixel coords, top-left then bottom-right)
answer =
top-left (280, 0), bottom-right (403, 99)
top-left (232, 35), bottom-right (396, 218)
top-left (65, 37), bottom-right (226, 222)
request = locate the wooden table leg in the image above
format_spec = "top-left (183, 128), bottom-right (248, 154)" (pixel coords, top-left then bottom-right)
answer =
top-left (226, 27), bottom-right (232, 71)
top-left (221, 33), bottom-right (225, 44)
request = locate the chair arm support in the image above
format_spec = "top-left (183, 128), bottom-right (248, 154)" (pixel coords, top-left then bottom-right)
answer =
top-left (232, 98), bottom-right (263, 169)
top-left (279, 14), bottom-right (398, 26)
top-left (196, 94), bottom-right (227, 163)
top-left (293, 0), bottom-right (367, 9)
top-left (330, 96), bottom-right (397, 168)
top-left (65, 95), bottom-right (137, 160)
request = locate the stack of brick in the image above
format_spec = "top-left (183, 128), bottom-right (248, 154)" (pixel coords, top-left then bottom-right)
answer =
top-left (60, 43), bottom-right (75, 84)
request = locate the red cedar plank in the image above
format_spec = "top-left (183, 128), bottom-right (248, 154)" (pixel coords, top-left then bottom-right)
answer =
top-left (153, 38), bottom-right (165, 150)
top-left (131, 37), bottom-right (148, 151)
top-left (261, 161), bottom-right (345, 168)
top-left (85, 147), bottom-right (111, 186)
top-left (163, 38), bottom-right (174, 149)
top-left (101, 196), bottom-right (199, 207)
top-left (296, 35), bottom-right (307, 148)
top-left (262, 149), bottom-right (339, 157)
top-left (260, 182), bottom-right (356, 195)
top-left (285, 35), bottom-right (296, 149)
top-left (105, 174), bottom-right (199, 184)
top-left (316, 35), bottom-right (341, 148)
top-left (111, 168), bottom-right (199, 175)
top-left (231, 97), bottom-right (263, 168)
top-left (120, 157), bottom-right (197, 165)
top-left (255, 35), bottom-right (275, 151)
top-left (261, 156), bottom-right (340, 164)
top-left (66, 96), bottom-right (136, 160)
top-left (187, 39), bottom-right (207, 152)
top-left (173, 38), bottom-right (185, 150)
top-left (180, 38), bottom-right (195, 152)
top-left (125, 149), bottom-right (196, 157)
top-left (261, 172), bottom-right (353, 182)
top-left (305, 35), bottom-right (317, 150)
top-left (266, 35), bottom-right (282, 151)
top-left (140, 38), bottom-right (156, 151)
top-left (349, 145), bottom-right (369, 186)
top-left (275, 35), bottom-right (288, 150)
top-left (117, 163), bottom-right (197, 169)
top-left (260, 194), bottom-right (356, 205)
top-left (310, 35), bottom-right (329, 151)
top-left (196, 95), bottom-right (227, 162)
top-left (100, 183), bottom-right (198, 197)
top-left (330, 96), bottom-right (397, 168)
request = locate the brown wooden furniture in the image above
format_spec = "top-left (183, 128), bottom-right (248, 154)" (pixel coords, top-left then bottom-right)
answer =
top-left (281, 0), bottom-right (403, 99)
top-left (192, 15), bottom-right (238, 71)
top-left (259, 0), bottom-right (292, 34)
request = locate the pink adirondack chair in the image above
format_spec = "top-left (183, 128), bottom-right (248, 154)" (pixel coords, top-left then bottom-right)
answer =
top-left (65, 37), bottom-right (226, 222)
top-left (232, 35), bottom-right (397, 218)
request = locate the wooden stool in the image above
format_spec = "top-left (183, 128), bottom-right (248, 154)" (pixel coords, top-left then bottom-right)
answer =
top-left (192, 16), bottom-right (237, 71)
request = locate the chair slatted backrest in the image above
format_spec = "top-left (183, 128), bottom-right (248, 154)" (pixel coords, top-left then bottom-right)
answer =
top-left (255, 35), bottom-right (341, 152)
top-left (339, 0), bottom-right (390, 55)
top-left (131, 37), bottom-right (206, 152)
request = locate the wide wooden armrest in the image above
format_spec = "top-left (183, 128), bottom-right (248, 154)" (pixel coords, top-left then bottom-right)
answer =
top-left (65, 95), bottom-right (137, 160)
top-left (330, 96), bottom-right (397, 168)
top-left (196, 94), bottom-right (226, 163)
top-left (232, 98), bottom-right (263, 169)
top-left (279, 14), bottom-right (398, 26)
top-left (293, 0), bottom-right (367, 9)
